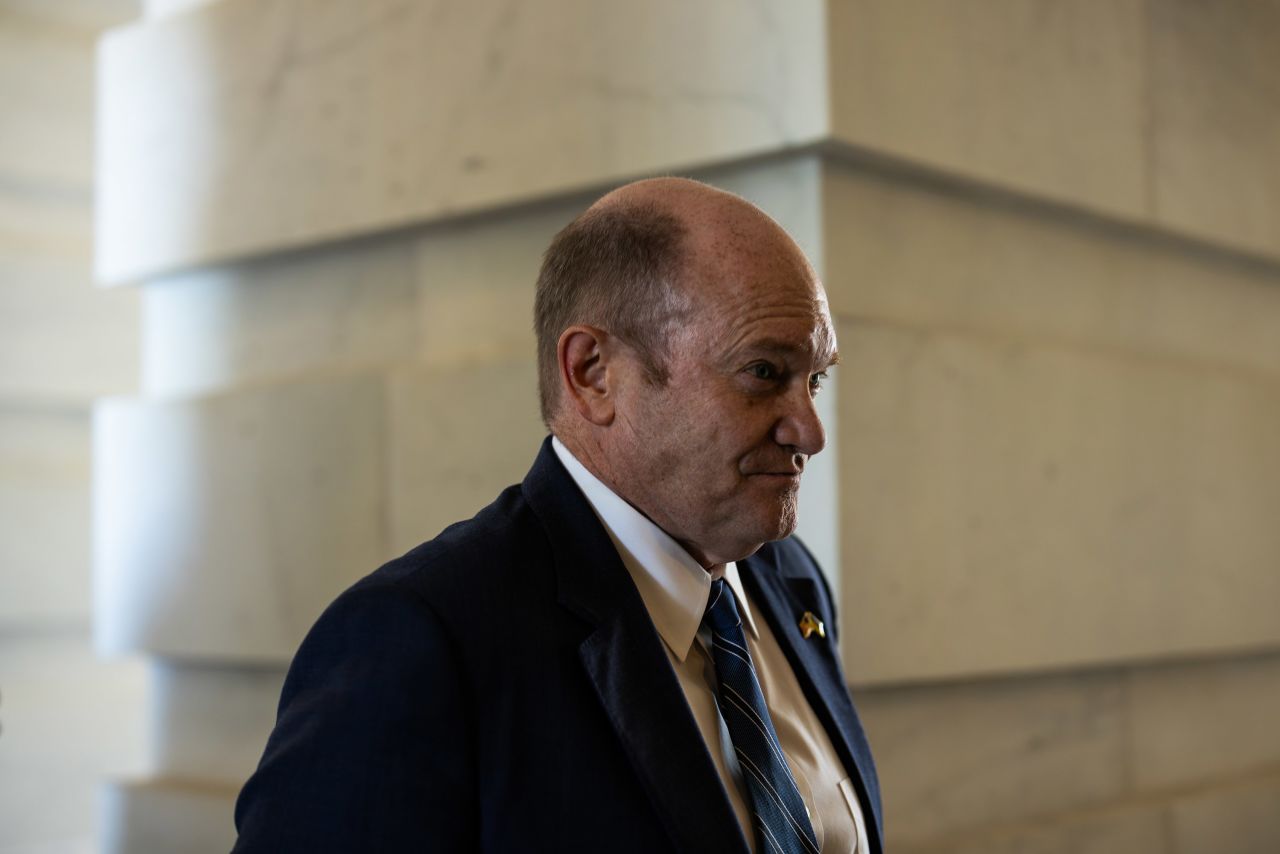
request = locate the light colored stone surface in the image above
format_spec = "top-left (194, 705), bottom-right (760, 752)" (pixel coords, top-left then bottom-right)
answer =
top-left (0, 174), bottom-right (91, 262)
top-left (0, 409), bottom-right (92, 625)
top-left (1150, 0), bottom-right (1280, 259)
top-left (94, 374), bottom-right (386, 661)
top-left (855, 670), bottom-right (1128, 846)
top-left (1170, 773), bottom-right (1280, 854)
top-left (143, 234), bottom-right (417, 397)
top-left (836, 320), bottom-right (1280, 683)
top-left (0, 1), bottom-right (136, 33)
top-left (0, 6), bottom-right (138, 405)
top-left (150, 662), bottom-right (284, 785)
top-left (1, 6), bottom-right (147, 853)
top-left (821, 162), bottom-right (1280, 379)
top-left (0, 4), bottom-right (95, 283)
top-left (386, 361), bottom-right (545, 555)
top-left (828, 0), bottom-right (1147, 219)
top-left (96, 0), bottom-right (826, 281)
top-left (0, 9), bottom-right (94, 188)
top-left (0, 632), bottom-right (148, 854)
top-left (100, 778), bottom-right (237, 854)
top-left (143, 0), bottom-right (212, 20)
top-left (0, 253), bottom-right (138, 404)
top-left (1130, 652), bottom-right (1280, 790)
top-left (414, 195), bottom-right (585, 370)
top-left (897, 803), bottom-right (1168, 854)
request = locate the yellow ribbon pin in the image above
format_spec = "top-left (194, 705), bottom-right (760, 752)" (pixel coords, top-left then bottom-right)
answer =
top-left (799, 611), bottom-right (826, 639)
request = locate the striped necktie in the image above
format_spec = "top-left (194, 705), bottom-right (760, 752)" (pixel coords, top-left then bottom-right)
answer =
top-left (703, 579), bottom-right (819, 854)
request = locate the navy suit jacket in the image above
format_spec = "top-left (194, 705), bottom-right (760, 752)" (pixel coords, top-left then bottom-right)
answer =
top-left (233, 438), bottom-right (882, 853)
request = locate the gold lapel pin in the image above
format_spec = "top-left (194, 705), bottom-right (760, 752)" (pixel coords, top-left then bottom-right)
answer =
top-left (799, 611), bottom-right (826, 639)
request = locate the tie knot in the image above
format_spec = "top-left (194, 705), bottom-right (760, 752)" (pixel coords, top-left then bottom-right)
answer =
top-left (703, 578), bottom-right (743, 636)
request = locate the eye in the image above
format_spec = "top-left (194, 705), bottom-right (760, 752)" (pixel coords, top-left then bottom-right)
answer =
top-left (809, 371), bottom-right (829, 395)
top-left (745, 362), bottom-right (780, 382)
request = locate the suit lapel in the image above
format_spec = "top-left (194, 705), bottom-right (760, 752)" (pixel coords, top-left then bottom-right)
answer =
top-left (522, 440), bottom-right (749, 854)
top-left (739, 551), bottom-right (885, 853)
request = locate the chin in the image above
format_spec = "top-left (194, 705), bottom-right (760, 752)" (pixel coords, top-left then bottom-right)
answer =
top-left (741, 513), bottom-right (798, 555)
top-left (715, 499), bottom-right (799, 561)
top-left (770, 497), bottom-right (799, 539)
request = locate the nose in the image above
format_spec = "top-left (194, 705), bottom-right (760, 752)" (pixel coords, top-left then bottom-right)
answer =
top-left (773, 384), bottom-right (826, 458)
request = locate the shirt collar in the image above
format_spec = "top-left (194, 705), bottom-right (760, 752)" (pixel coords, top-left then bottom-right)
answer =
top-left (552, 437), bottom-right (758, 660)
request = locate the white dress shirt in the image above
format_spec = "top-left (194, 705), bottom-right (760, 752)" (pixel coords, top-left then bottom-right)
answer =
top-left (552, 438), bottom-right (868, 852)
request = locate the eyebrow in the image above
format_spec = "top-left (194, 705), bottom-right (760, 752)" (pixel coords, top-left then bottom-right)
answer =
top-left (735, 338), bottom-right (840, 368)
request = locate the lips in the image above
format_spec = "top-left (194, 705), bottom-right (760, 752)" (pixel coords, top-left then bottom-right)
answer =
top-left (744, 462), bottom-right (805, 478)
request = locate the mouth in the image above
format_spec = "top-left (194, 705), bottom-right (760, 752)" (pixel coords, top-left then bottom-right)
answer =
top-left (748, 471), bottom-right (803, 482)
top-left (746, 458), bottom-right (805, 478)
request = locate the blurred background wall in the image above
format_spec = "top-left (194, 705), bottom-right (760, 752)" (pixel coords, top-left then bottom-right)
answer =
top-left (3, 0), bottom-right (1279, 852)
top-left (0, 2), bottom-right (146, 853)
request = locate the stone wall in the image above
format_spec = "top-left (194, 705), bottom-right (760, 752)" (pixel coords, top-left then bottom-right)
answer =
top-left (0, 2), bottom-right (145, 853)
top-left (92, 1), bottom-right (1280, 851)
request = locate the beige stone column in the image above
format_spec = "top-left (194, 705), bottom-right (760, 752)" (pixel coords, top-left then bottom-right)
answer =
top-left (96, 1), bottom-right (1280, 851)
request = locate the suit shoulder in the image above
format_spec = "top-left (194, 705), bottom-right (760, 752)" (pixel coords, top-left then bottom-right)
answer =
top-left (355, 481), bottom-right (547, 604)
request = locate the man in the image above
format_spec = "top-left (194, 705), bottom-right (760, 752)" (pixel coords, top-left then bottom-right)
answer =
top-left (233, 178), bottom-right (882, 853)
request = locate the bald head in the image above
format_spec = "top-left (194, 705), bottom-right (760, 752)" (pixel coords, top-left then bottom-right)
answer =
top-left (592, 176), bottom-right (759, 220)
top-left (592, 178), bottom-right (795, 270)
top-left (533, 177), bottom-right (814, 426)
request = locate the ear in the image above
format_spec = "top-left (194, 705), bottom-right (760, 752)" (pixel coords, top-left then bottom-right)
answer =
top-left (558, 325), bottom-right (616, 426)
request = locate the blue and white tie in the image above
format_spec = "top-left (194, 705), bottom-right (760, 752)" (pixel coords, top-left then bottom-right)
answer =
top-left (703, 579), bottom-right (819, 854)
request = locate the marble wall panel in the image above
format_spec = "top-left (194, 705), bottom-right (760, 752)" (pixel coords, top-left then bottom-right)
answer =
top-left (0, 9), bottom-right (94, 188)
top-left (1129, 652), bottom-right (1280, 791)
top-left (0, 12), bottom-right (94, 262)
top-left (895, 804), bottom-right (1168, 854)
top-left (386, 361), bottom-right (545, 556)
top-left (0, 408), bottom-right (92, 624)
top-left (827, 0), bottom-right (1147, 219)
top-left (414, 196), bottom-right (586, 370)
top-left (0, 1), bottom-right (136, 33)
top-left (821, 163), bottom-right (1280, 380)
top-left (0, 8), bottom-right (138, 405)
top-left (96, 0), bottom-right (827, 281)
top-left (143, 234), bottom-right (417, 397)
top-left (0, 176), bottom-right (92, 261)
top-left (0, 253), bottom-right (139, 403)
top-left (855, 670), bottom-right (1128, 847)
top-left (150, 661), bottom-right (285, 785)
top-left (143, 0), bottom-right (213, 20)
top-left (101, 779), bottom-right (238, 854)
top-left (836, 321), bottom-right (1280, 683)
top-left (0, 633), bottom-right (148, 854)
top-left (1169, 773), bottom-right (1280, 854)
top-left (94, 374), bottom-right (386, 661)
top-left (1150, 0), bottom-right (1280, 259)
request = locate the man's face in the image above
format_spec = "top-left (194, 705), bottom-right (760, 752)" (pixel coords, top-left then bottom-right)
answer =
top-left (606, 225), bottom-right (836, 566)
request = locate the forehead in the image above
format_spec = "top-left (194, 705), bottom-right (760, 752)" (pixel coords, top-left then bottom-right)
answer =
top-left (701, 288), bottom-right (836, 364)
top-left (678, 214), bottom-right (835, 360)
